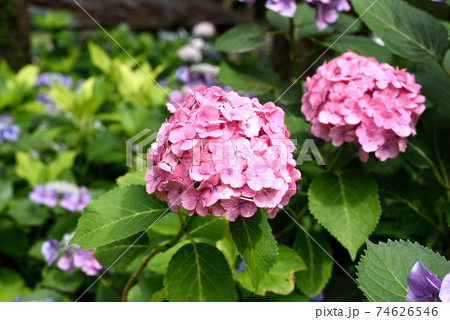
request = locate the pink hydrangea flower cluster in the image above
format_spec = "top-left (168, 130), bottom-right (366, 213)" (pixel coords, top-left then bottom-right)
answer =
top-left (301, 51), bottom-right (425, 162)
top-left (146, 86), bottom-right (301, 221)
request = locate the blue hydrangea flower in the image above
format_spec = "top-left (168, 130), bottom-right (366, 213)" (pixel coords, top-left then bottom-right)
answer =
top-left (41, 238), bottom-right (59, 266)
top-left (309, 291), bottom-right (325, 302)
top-left (0, 116), bottom-right (20, 144)
top-left (235, 260), bottom-right (246, 273)
top-left (406, 261), bottom-right (442, 302)
top-left (36, 73), bottom-right (73, 88)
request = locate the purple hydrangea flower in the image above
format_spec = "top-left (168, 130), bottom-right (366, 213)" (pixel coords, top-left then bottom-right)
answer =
top-left (73, 249), bottom-right (103, 276)
top-left (304, 0), bottom-right (351, 30)
top-left (29, 182), bottom-right (91, 212)
top-left (29, 185), bottom-right (58, 207)
top-left (36, 73), bottom-right (73, 88)
top-left (36, 93), bottom-right (59, 113)
top-left (309, 291), bottom-right (325, 302)
top-left (41, 239), bottom-right (59, 266)
top-left (266, 0), bottom-right (297, 18)
top-left (405, 261), bottom-right (442, 302)
top-left (440, 274), bottom-right (450, 302)
top-left (41, 232), bottom-right (103, 276)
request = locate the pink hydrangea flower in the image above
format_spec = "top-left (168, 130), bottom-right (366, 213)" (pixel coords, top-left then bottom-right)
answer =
top-left (146, 86), bottom-right (301, 221)
top-left (301, 51), bottom-right (425, 162)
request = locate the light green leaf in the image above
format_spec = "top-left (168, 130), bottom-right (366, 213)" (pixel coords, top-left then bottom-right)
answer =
top-left (47, 151), bottom-right (77, 181)
top-left (0, 268), bottom-right (29, 302)
top-left (152, 213), bottom-right (181, 236)
top-left (357, 240), bottom-right (450, 302)
top-left (308, 171), bottom-right (381, 260)
top-left (217, 62), bottom-right (282, 94)
top-left (40, 269), bottom-right (84, 293)
top-left (351, 0), bottom-right (448, 61)
top-left (236, 245), bottom-right (306, 296)
top-left (72, 185), bottom-right (168, 249)
top-left (0, 180), bottom-right (13, 212)
top-left (15, 65), bottom-right (39, 90)
top-left (15, 152), bottom-right (47, 187)
top-left (229, 212), bottom-right (278, 289)
top-left (88, 42), bottom-right (112, 74)
top-left (294, 231), bottom-right (333, 297)
top-left (214, 24), bottom-right (266, 53)
top-left (165, 243), bottom-right (236, 301)
top-left (116, 171), bottom-right (146, 187)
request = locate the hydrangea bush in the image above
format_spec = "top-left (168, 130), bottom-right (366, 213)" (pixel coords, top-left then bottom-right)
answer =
top-left (0, 0), bottom-right (449, 303)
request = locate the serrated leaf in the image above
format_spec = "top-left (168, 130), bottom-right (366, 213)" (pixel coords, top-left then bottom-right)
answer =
top-left (147, 240), bottom-right (190, 275)
top-left (72, 185), bottom-right (168, 249)
top-left (165, 243), bottom-right (236, 302)
top-left (357, 240), bottom-right (450, 302)
top-left (229, 212), bottom-right (278, 289)
top-left (236, 245), bottom-right (306, 296)
top-left (351, 0), bottom-right (448, 61)
top-left (214, 24), bottom-right (266, 53)
top-left (308, 170), bottom-right (381, 260)
top-left (293, 231), bottom-right (333, 297)
top-left (415, 61), bottom-right (450, 112)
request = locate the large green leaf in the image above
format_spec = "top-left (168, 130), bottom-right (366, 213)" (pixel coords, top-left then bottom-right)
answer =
top-left (351, 0), bottom-right (448, 61)
top-left (88, 41), bottom-right (112, 74)
top-left (116, 171), bottom-right (146, 187)
top-left (188, 215), bottom-right (228, 241)
top-left (294, 231), bottom-right (333, 297)
top-left (229, 212), bottom-right (278, 289)
top-left (147, 240), bottom-right (190, 275)
top-left (236, 245), bottom-right (306, 296)
top-left (357, 240), bottom-right (450, 302)
top-left (72, 185), bottom-right (168, 249)
top-left (214, 24), bottom-right (266, 53)
top-left (308, 171), bottom-right (381, 260)
top-left (164, 243), bottom-right (236, 302)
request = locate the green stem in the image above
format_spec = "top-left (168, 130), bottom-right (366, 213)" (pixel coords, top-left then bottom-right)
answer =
top-left (276, 205), bottom-right (308, 239)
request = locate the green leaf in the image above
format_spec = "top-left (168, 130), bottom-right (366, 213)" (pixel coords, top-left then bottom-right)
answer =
top-left (0, 219), bottom-right (28, 257)
top-left (308, 170), bottom-right (381, 260)
top-left (0, 180), bottom-right (13, 212)
top-left (415, 61), bottom-right (450, 112)
top-left (294, 4), bottom-right (334, 40)
top-left (294, 231), bottom-right (333, 297)
top-left (217, 62), bottom-right (282, 94)
top-left (350, 0), bottom-right (448, 61)
top-left (152, 213), bottom-right (181, 236)
top-left (128, 273), bottom-right (164, 302)
top-left (165, 243), bottom-right (236, 301)
top-left (15, 152), bottom-right (47, 187)
top-left (40, 269), bottom-right (84, 293)
top-left (214, 24), bottom-right (266, 53)
top-left (72, 185), bottom-right (168, 249)
top-left (236, 245), bottom-right (306, 296)
top-left (229, 212), bottom-right (278, 289)
top-left (147, 240), bottom-right (190, 275)
top-left (8, 199), bottom-right (49, 227)
top-left (94, 234), bottom-right (152, 269)
top-left (47, 151), bottom-right (77, 181)
top-left (188, 215), bottom-right (228, 241)
top-left (320, 35), bottom-right (392, 63)
top-left (357, 240), bottom-right (450, 302)
top-left (88, 41), bottom-right (112, 74)
top-left (0, 268), bottom-right (29, 302)
top-left (116, 171), bottom-right (146, 187)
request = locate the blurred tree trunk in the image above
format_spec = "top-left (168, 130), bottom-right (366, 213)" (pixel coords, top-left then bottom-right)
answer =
top-left (0, 0), bottom-right (29, 70)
